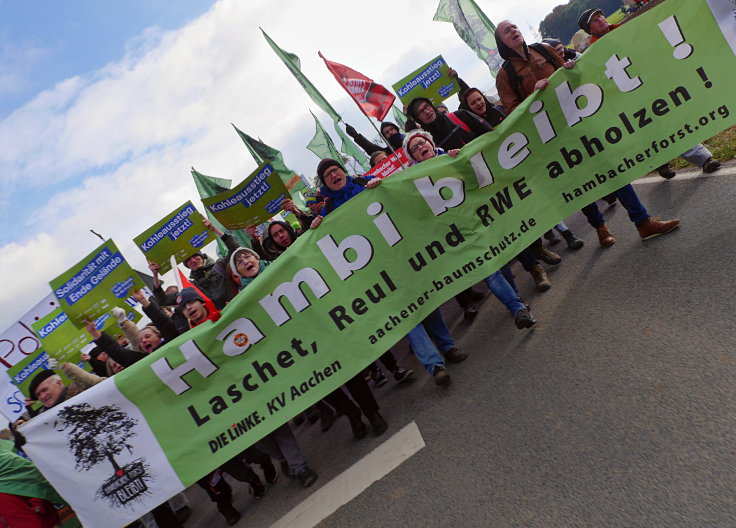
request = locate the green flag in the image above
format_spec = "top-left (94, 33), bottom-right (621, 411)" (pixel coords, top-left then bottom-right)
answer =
top-left (261, 28), bottom-right (342, 123)
top-left (333, 122), bottom-right (370, 171)
top-left (433, 0), bottom-right (504, 75)
top-left (307, 111), bottom-right (343, 168)
top-left (190, 168), bottom-right (252, 251)
top-left (232, 124), bottom-right (307, 196)
top-left (392, 105), bottom-right (407, 129)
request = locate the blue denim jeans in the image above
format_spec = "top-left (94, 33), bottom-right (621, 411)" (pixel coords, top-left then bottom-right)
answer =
top-left (681, 144), bottom-right (711, 166)
top-left (484, 270), bottom-right (525, 315)
top-left (499, 264), bottom-right (519, 295)
top-left (422, 308), bottom-right (455, 353)
top-left (407, 324), bottom-right (445, 374)
top-left (581, 183), bottom-right (649, 227)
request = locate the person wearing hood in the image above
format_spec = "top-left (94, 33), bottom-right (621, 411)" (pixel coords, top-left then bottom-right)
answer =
top-left (406, 96), bottom-right (493, 151)
top-left (578, 8), bottom-right (721, 178)
top-left (403, 130), bottom-right (538, 329)
top-left (458, 87), bottom-right (506, 128)
top-left (541, 38), bottom-right (580, 61)
top-left (495, 19), bottom-right (680, 245)
top-left (311, 158), bottom-right (464, 385)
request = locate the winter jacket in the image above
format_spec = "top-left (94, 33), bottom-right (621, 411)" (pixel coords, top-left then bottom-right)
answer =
top-left (188, 233), bottom-right (240, 309)
top-left (495, 41), bottom-right (565, 114)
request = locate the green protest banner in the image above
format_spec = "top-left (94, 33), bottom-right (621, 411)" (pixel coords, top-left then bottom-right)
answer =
top-left (133, 201), bottom-right (217, 274)
top-left (20, 2), bottom-right (736, 525)
top-left (49, 240), bottom-right (146, 330)
top-left (201, 162), bottom-right (289, 229)
top-left (392, 55), bottom-right (459, 106)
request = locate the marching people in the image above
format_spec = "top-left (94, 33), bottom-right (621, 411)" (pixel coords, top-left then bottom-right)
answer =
top-left (578, 8), bottom-right (721, 178)
top-left (495, 19), bottom-right (680, 245)
top-left (458, 87), bottom-right (584, 250)
top-left (311, 158), bottom-right (470, 384)
top-left (403, 130), bottom-right (537, 329)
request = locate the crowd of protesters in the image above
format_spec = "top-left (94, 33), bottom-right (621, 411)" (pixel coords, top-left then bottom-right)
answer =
top-left (2, 6), bottom-right (725, 528)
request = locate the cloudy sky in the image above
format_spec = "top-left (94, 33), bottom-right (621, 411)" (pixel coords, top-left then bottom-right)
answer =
top-left (0, 0), bottom-right (562, 331)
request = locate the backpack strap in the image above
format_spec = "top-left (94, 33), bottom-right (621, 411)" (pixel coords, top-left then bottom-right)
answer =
top-left (447, 112), bottom-right (472, 133)
top-left (502, 43), bottom-right (559, 101)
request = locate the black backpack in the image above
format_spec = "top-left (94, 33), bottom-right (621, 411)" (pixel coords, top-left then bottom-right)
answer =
top-left (501, 43), bottom-right (559, 101)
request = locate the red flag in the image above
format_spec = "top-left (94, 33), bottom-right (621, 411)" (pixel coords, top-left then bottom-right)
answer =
top-left (319, 52), bottom-right (395, 121)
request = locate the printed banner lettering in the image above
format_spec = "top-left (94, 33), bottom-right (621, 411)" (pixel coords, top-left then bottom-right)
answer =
top-left (49, 240), bottom-right (146, 329)
top-left (202, 162), bottom-right (289, 229)
top-left (20, 2), bottom-right (736, 525)
top-left (392, 55), bottom-right (459, 105)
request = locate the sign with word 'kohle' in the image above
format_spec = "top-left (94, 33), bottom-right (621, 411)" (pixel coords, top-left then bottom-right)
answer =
top-left (133, 201), bottom-right (216, 275)
top-left (202, 162), bottom-right (289, 229)
top-left (392, 55), bottom-right (459, 105)
top-left (19, 1), bottom-right (736, 526)
top-left (48, 240), bottom-right (145, 330)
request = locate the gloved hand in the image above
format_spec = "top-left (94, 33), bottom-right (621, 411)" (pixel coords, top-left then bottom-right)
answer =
top-left (345, 124), bottom-right (357, 138)
top-left (47, 357), bottom-right (59, 369)
top-left (111, 306), bottom-right (127, 323)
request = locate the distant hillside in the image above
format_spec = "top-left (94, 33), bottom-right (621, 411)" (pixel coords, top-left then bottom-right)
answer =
top-left (539, 0), bottom-right (622, 42)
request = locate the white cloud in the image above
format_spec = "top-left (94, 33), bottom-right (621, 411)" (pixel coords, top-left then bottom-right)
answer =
top-left (0, 0), bottom-right (560, 331)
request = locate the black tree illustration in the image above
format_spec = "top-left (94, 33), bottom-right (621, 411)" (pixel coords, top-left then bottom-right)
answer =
top-left (57, 403), bottom-right (138, 474)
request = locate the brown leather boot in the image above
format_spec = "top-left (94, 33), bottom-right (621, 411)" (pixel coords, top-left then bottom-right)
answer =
top-left (637, 217), bottom-right (680, 240)
top-left (530, 264), bottom-right (551, 291)
top-left (595, 225), bottom-right (616, 247)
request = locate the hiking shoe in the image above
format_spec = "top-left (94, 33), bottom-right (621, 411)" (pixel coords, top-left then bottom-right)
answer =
top-left (602, 193), bottom-right (618, 206)
top-left (348, 414), bottom-right (367, 440)
top-left (467, 288), bottom-right (484, 302)
top-left (371, 368), bottom-right (388, 388)
top-left (281, 459), bottom-right (296, 478)
top-left (319, 409), bottom-right (336, 433)
top-left (250, 477), bottom-right (267, 499)
top-left (367, 412), bottom-right (388, 436)
top-left (433, 366), bottom-right (451, 386)
top-left (262, 459), bottom-right (278, 485)
top-left (703, 157), bottom-right (721, 173)
top-left (463, 307), bottom-right (478, 321)
top-left (297, 467), bottom-right (318, 488)
top-left (657, 163), bottom-right (676, 179)
top-left (543, 230), bottom-right (560, 245)
top-left (637, 217), bottom-right (680, 240)
top-left (393, 367), bottom-right (415, 384)
top-left (530, 264), bottom-right (551, 292)
top-left (595, 225), bottom-right (616, 247)
top-left (306, 406), bottom-right (320, 424)
top-left (534, 246), bottom-right (562, 265)
top-left (514, 308), bottom-right (537, 329)
top-left (220, 504), bottom-right (241, 526)
top-left (562, 229), bottom-right (584, 250)
top-left (292, 412), bottom-right (305, 426)
top-left (443, 347), bottom-right (467, 363)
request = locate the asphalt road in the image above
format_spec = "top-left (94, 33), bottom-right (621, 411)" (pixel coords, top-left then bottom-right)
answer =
top-left (182, 163), bottom-right (736, 528)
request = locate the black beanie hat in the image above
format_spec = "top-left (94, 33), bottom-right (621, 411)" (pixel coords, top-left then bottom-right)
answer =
top-left (317, 158), bottom-right (344, 184)
top-left (29, 369), bottom-right (57, 400)
top-left (578, 8), bottom-right (603, 33)
top-left (177, 287), bottom-right (204, 308)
